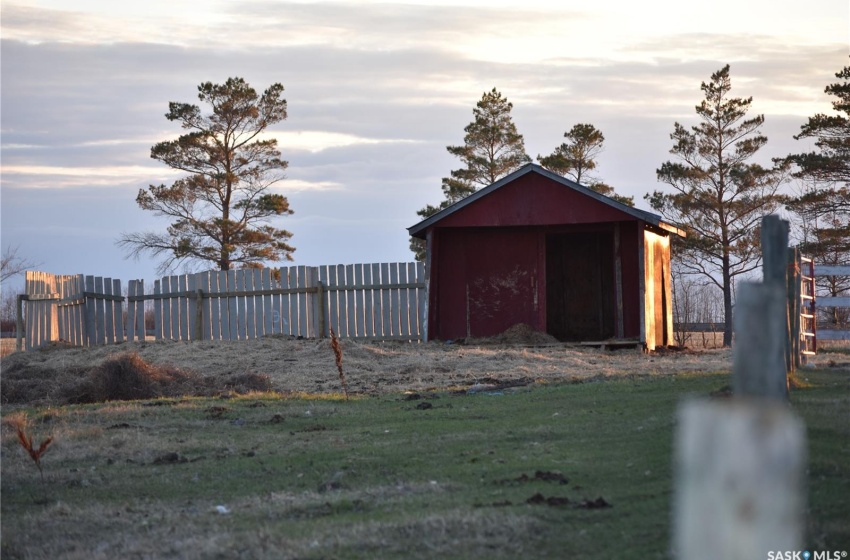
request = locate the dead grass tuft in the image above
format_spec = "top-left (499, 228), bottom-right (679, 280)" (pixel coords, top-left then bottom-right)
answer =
top-left (77, 352), bottom-right (200, 403)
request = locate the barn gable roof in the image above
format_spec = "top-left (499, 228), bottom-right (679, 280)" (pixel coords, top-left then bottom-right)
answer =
top-left (408, 163), bottom-right (684, 238)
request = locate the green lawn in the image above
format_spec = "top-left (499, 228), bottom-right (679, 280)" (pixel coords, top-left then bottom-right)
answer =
top-left (2, 369), bottom-right (848, 559)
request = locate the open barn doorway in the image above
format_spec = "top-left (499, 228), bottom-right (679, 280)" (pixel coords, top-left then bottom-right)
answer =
top-left (546, 231), bottom-right (615, 341)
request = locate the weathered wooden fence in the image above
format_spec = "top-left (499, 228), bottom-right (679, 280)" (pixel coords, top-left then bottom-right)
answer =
top-left (18, 262), bottom-right (426, 350)
top-left (18, 272), bottom-right (125, 351)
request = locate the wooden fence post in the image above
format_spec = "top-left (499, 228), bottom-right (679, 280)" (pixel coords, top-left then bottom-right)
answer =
top-left (16, 294), bottom-right (24, 352)
top-left (315, 280), bottom-right (325, 338)
top-left (673, 400), bottom-right (806, 560)
top-left (733, 283), bottom-right (788, 399)
top-left (761, 215), bottom-right (789, 287)
top-left (84, 275), bottom-right (96, 346)
top-left (195, 289), bottom-right (204, 341)
top-left (761, 215), bottom-right (792, 377)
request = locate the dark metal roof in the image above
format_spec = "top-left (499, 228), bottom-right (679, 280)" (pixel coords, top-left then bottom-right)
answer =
top-left (408, 163), bottom-right (685, 238)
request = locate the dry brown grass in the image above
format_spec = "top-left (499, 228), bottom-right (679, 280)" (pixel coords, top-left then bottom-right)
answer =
top-left (1, 338), bottom-right (16, 358)
top-left (1, 350), bottom-right (273, 406)
top-left (0, 333), bottom-right (746, 408)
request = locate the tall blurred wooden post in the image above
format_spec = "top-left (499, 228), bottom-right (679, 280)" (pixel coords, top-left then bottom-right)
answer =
top-left (787, 247), bottom-right (802, 371)
top-left (673, 215), bottom-right (805, 560)
top-left (760, 215), bottom-right (793, 380)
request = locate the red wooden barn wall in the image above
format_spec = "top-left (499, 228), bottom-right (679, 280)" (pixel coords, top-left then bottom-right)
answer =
top-left (428, 224), bottom-right (642, 341)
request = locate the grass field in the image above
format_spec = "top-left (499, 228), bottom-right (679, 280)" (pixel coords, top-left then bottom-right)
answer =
top-left (2, 364), bottom-right (848, 559)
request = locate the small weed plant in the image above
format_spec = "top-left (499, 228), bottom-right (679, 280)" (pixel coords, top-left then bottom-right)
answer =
top-left (10, 414), bottom-right (53, 503)
top-left (329, 328), bottom-right (349, 400)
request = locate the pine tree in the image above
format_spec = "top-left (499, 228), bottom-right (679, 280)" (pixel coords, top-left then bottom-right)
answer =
top-left (411, 88), bottom-right (530, 260)
top-left (119, 78), bottom-right (294, 273)
top-left (784, 59), bottom-right (850, 251)
top-left (538, 123), bottom-right (604, 184)
top-left (538, 123), bottom-right (633, 206)
top-left (784, 57), bottom-right (850, 328)
top-left (647, 65), bottom-right (788, 347)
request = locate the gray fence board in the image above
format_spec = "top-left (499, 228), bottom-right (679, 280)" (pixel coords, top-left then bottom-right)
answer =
top-left (363, 265), bottom-right (374, 338)
top-left (398, 264), bottom-right (410, 339)
top-left (103, 278), bottom-right (115, 345)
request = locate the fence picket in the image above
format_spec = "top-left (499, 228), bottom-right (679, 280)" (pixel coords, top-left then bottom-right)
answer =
top-left (232, 271), bottom-right (243, 340)
top-left (187, 274), bottom-right (198, 341)
top-left (103, 278), bottom-right (115, 345)
top-left (56, 275), bottom-right (67, 344)
top-left (285, 268), bottom-right (295, 335)
top-left (255, 269), bottom-right (265, 337)
top-left (318, 266), bottom-right (330, 338)
top-left (389, 264), bottom-right (400, 337)
top-left (304, 267), bottom-right (316, 338)
top-left (333, 265), bottom-right (344, 337)
top-left (213, 271), bottom-right (226, 340)
top-left (398, 264), bottom-right (410, 338)
top-left (56, 275), bottom-right (67, 343)
top-left (370, 264), bottom-right (383, 337)
top-left (260, 269), bottom-right (272, 336)
top-left (323, 266), bottom-right (337, 337)
top-left (94, 277), bottom-right (106, 345)
top-left (169, 275), bottom-right (180, 340)
top-left (209, 272), bottom-right (222, 340)
top-left (272, 269), bottom-right (283, 334)
top-left (127, 280), bottom-right (138, 341)
top-left (380, 263), bottom-right (392, 338)
top-left (417, 262), bottom-right (427, 339)
top-left (197, 272), bottom-right (211, 341)
top-left (352, 264), bottom-right (365, 337)
top-left (170, 275), bottom-right (181, 340)
top-left (362, 264), bottom-right (374, 337)
top-left (137, 279), bottom-right (146, 341)
top-left (153, 279), bottom-right (163, 340)
top-left (297, 266), bottom-right (309, 338)
top-left (159, 277), bottom-right (171, 340)
top-left (75, 275), bottom-right (86, 345)
top-left (276, 267), bottom-right (287, 335)
top-left (179, 275), bottom-right (190, 341)
top-left (83, 275), bottom-right (96, 346)
top-left (225, 270), bottom-right (237, 340)
top-left (113, 279), bottom-right (124, 343)
top-left (243, 270), bottom-right (255, 339)
top-left (343, 264), bottom-right (355, 338)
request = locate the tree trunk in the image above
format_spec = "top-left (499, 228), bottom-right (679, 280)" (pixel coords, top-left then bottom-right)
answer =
top-left (722, 254), bottom-right (733, 347)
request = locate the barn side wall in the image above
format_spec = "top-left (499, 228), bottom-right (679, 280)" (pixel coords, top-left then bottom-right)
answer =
top-left (643, 229), bottom-right (673, 350)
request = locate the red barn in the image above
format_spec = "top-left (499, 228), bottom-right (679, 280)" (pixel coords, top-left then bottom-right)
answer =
top-left (408, 164), bottom-right (685, 350)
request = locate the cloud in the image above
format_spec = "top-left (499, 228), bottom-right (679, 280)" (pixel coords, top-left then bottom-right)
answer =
top-left (2, 1), bottom-right (594, 63)
top-left (270, 131), bottom-right (423, 153)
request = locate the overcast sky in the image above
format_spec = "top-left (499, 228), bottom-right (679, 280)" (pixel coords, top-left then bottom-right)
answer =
top-left (1, 0), bottom-right (848, 288)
